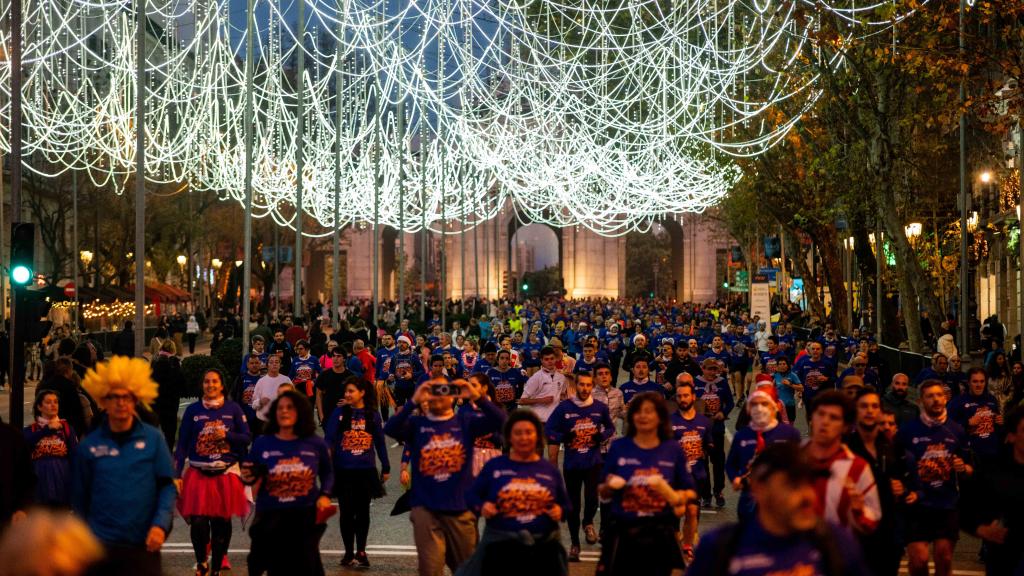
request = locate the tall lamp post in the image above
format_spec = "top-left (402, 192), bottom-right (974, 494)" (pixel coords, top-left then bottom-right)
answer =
top-left (844, 236), bottom-right (855, 333)
top-left (905, 223), bottom-right (922, 328)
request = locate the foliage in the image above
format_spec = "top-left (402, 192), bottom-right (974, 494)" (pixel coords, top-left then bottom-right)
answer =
top-left (625, 228), bottom-right (672, 298)
top-left (213, 337), bottom-right (245, 378)
top-left (520, 266), bottom-right (563, 297)
top-left (180, 354), bottom-right (226, 399)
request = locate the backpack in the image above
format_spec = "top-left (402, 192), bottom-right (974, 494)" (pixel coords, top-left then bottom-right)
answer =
top-left (708, 521), bottom-right (846, 576)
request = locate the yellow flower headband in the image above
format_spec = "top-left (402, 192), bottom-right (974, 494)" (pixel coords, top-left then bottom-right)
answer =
top-left (82, 356), bottom-right (159, 408)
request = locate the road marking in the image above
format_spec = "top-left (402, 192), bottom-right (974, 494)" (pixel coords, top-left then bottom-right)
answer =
top-left (161, 548), bottom-right (601, 561)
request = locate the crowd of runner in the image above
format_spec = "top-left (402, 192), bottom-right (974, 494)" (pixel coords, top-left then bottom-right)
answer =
top-left (1, 297), bottom-right (1023, 576)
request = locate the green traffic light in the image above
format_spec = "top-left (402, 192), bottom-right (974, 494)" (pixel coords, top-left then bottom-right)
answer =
top-left (522, 283), bottom-right (529, 291)
top-left (11, 265), bottom-right (31, 285)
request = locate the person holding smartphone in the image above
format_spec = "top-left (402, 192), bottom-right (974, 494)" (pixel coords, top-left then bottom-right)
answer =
top-left (384, 378), bottom-right (506, 576)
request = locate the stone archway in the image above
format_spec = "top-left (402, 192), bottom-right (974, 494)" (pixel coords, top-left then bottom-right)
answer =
top-left (659, 218), bottom-right (685, 302)
top-left (507, 219), bottom-right (564, 298)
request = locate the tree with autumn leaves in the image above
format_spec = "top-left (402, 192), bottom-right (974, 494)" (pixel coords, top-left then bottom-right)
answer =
top-left (720, 0), bottom-right (1020, 352)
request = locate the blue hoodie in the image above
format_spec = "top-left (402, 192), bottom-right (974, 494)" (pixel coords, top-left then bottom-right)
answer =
top-left (73, 418), bottom-right (176, 546)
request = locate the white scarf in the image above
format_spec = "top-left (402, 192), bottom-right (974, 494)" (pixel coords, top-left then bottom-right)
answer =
top-left (202, 396), bottom-right (225, 410)
top-left (920, 409), bottom-right (948, 428)
top-left (572, 396), bottom-right (594, 408)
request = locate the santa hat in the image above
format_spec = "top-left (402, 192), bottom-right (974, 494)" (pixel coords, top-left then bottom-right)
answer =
top-left (755, 373), bottom-right (774, 385)
top-left (747, 384), bottom-right (779, 412)
top-left (397, 335), bottom-right (412, 346)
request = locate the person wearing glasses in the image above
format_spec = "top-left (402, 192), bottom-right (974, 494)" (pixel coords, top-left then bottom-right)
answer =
top-left (73, 356), bottom-right (177, 576)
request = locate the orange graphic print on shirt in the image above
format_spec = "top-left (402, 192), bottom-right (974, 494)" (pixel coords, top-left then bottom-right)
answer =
top-left (766, 565), bottom-right (816, 576)
top-left (497, 477), bottom-right (554, 523)
top-left (917, 443), bottom-right (953, 485)
top-left (31, 434), bottom-right (68, 459)
top-left (341, 430), bottom-right (373, 455)
top-left (568, 418), bottom-right (598, 453)
top-left (702, 393), bottom-right (721, 417)
top-left (419, 433), bottom-right (466, 481)
top-left (195, 420), bottom-right (230, 457)
top-left (495, 383), bottom-right (515, 404)
top-left (266, 457), bottom-right (316, 501)
top-left (968, 408), bottom-right (995, 439)
top-left (679, 430), bottom-right (705, 464)
top-left (621, 468), bottom-right (668, 516)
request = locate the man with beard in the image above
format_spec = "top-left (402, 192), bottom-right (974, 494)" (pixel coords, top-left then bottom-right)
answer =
top-left (695, 358), bottom-right (735, 508)
top-left (486, 349), bottom-right (528, 412)
top-left (793, 342), bottom-right (836, 425)
top-left (652, 338), bottom-right (676, 392)
top-left (663, 341), bottom-right (701, 389)
top-left (898, 380), bottom-right (973, 576)
top-left (882, 373), bottom-right (919, 426)
top-left (726, 386), bottom-right (800, 521)
top-left (845, 388), bottom-right (915, 576)
top-left (671, 377), bottom-right (713, 560)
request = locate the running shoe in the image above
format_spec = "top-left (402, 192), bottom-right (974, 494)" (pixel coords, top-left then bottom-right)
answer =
top-left (355, 551), bottom-right (370, 567)
top-left (195, 563), bottom-right (210, 576)
top-left (584, 524), bottom-right (598, 545)
top-left (220, 555), bottom-right (231, 571)
top-left (569, 545), bottom-right (581, 562)
top-left (340, 554), bottom-right (356, 567)
top-left (715, 493), bottom-right (726, 508)
top-left (682, 545), bottom-right (695, 564)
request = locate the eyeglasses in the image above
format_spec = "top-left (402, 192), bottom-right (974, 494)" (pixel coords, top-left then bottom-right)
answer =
top-left (105, 393), bottom-right (134, 404)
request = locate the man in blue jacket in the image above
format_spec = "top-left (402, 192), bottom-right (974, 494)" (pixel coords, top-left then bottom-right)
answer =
top-left (74, 357), bottom-right (177, 576)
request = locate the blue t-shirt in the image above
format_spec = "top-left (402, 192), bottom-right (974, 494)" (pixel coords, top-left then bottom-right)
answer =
top-left (486, 366), bottom-right (528, 410)
top-left (948, 393), bottom-right (1001, 459)
top-left (174, 400), bottom-right (250, 473)
top-left (602, 437), bottom-right (694, 521)
top-left (383, 399), bottom-right (506, 512)
top-left (246, 435), bottom-right (333, 511)
top-left (241, 352), bottom-right (269, 376)
top-left (794, 357), bottom-right (835, 403)
top-left (669, 412), bottom-right (712, 482)
top-left (621, 379), bottom-right (665, 404)
top-left (290, 355), bottom-right (321, 386)
top-left (238, 372), bottom-right (262, 423)
top-left (694, 376), bottom-right (735, 433)
top-left (687, 519), bottom-right (869, 576)
top-left (701, 348), bottom-right (732, 370)
top-left (325, 407), bottom-right (390, 473)
top-left (772, 371), bottom-right (801, 407)
top-left (545, 399), bottom-right (615, 470)
top-left (897, 418), bottom-right (969, 510)
top-left (469, 456), bottom-right (571, 535)
top-left (374, 347), bottom-right (395, 381)
top-left (725, 423), bottom-right (802, 482)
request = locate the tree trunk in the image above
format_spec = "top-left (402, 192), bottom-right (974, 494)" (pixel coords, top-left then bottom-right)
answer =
top-left (789, 232), bottom-right (827, 322)
top-left (812, 227), bottom-right (850, 332)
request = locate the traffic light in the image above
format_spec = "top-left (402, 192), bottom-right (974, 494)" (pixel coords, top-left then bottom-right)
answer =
top-left (17, 288), bottom-right (53, 342)
top-left (10, 222), bottom-right (35, 285)
top-left (522, 282), bottom-right (529, 292)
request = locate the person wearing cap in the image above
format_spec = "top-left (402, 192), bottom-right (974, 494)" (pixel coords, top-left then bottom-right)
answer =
top-left (838, 353), bottom-right (879, 390)
top-left (840, 374), bottom-right (867, 400)
top-left (520, 346), bottom-right (567, 423)
top-left (623, 334), bottom-right (654, 376)
top-left (695, 357), bottom-right (735, 508)
top-left (804, 390), bottom-right (882, 535)
top-left (687, 443), bottom-right (871, 576)
top-left (726, 384), bottom-right (800, 521)
top-left (548, 337), bottom-right (576, 376)
top-left (73, 357), bottom-right (177, 576)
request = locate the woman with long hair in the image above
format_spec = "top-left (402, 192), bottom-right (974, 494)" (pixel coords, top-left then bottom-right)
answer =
top-left (324, 376), bottom-right (390, 567)
top-left (174, 369), bottom-right (251, 576)
top-left (456, 409), bottom-right (571, 576)
top-left (986, 352), bottom-right (1013, 410)
top-left (596, 391), bottom-right (696, 576)
top-left (23, 390), bottom-right (77, 507)
top-left (241, 390), bottom-right (333, 575)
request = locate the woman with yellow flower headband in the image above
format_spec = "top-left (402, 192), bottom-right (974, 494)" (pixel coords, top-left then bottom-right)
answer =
top-left (72, 356), bottom-right (177, 576)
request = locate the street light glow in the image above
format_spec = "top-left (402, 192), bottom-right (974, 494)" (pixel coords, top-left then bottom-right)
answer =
top-left (176, 254), bottom-right (187, 266)
top-left (980, 171), bottom-right (993, 184)
top-left (904, 222), bottom-right (922, 239)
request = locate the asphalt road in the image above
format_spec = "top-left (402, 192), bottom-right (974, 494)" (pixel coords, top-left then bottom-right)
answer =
top-left (0, 377), bottom-right (989, 576)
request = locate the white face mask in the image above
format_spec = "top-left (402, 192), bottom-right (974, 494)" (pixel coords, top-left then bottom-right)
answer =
top-left (749, 404), bottom-right (774, 427)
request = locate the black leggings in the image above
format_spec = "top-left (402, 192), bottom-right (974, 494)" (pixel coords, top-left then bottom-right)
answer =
top-left (190, 516), bottom-right (232, 569)
top-left (709, 428), bottom-right (725, 495)
top-left (337, 468), bottom-right (377, 555)
top-left (248, 507), bottom-right (320, 576)
top-left (564, 465), bottom-right (601, 546)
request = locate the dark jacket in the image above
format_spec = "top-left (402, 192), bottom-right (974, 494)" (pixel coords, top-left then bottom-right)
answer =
top-left (0, 419), bottom-right (34, 523)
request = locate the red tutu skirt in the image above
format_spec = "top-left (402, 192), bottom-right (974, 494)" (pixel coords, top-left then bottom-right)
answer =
top-left (177, 467), bottom-right (250, 519)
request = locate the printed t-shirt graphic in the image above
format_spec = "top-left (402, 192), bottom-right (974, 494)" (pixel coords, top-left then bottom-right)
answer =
top-left (341, 416), bottom-right (373, 455)
top-left (195, 420), bottom-right (230, 457)
top-left (621, 467), bottom-right (669, 516)
top-left (266, 456), bottom-right (316, 502)
top-left (420, 432), bottom-right (467, 481)
top-left (497, 476), bottom-right (555, 523)
top-left (32, 433), bottom-right (69, 459)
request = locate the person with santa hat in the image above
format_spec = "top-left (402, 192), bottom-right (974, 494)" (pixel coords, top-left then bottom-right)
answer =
top-left (725, 383), bottom-right (801, 522)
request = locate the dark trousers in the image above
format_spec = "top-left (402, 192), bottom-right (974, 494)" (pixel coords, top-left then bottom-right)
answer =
top-left (709, 428), bottom-right (725, 495)
top-left (337, 468), bottom-right (376, 555)
top-left (86, 544), bottom-right (160, 576)
top-left (187, 333), bottom-right (197, 354)
top-left (190, 516), bottom-right (232, 568)
top-left (564, 464), bottom-right (601, 546)
top-left (248, 507), bottom-right (321, 576)
top-left (784, 405), bottom-right (796, 425)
